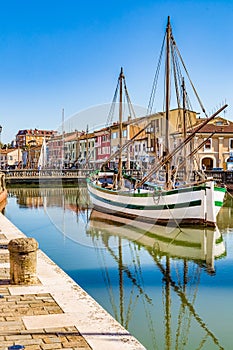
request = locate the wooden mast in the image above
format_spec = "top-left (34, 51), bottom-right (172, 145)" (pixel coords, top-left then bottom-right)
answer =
top-left (85, 124), bottom-right (89, 169)
top-left (182, 77), bottom-right (187, 181)
top-left (117, 67), bottom-right (124, 188)
top-left (165, 16), bottom-right (171, 190)
top-left (62, 108), bottom-right (65, 170)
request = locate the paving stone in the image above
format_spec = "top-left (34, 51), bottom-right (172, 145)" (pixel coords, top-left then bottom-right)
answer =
top-left (0, 341), bottom-right (16, 349)
top-left (41, 343), bottom-right (62, 349)
top-left (43, 336), bottom-right (61, 343)
top-left (5, 334), bottom-right (32, 340)
top-left (22, 329), bottom-right (45, 335)
top-left (0, 287), bottom-right (9, 295)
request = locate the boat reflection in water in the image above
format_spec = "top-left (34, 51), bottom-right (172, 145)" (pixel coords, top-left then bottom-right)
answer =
top-left (88, 210), bottom-right (225, 274)
top-left (87, 210), bottom-right (226, 349)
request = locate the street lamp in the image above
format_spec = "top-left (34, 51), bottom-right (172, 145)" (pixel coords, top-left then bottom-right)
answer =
top-left (0, 125), bottom-right (2, 169)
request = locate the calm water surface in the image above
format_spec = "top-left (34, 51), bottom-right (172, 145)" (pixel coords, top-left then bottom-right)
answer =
top-left (4, 186), bottom-right (233, 350)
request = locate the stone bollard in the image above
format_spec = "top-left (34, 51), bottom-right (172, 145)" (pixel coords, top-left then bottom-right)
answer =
top-left (8, 238), bottom-right (39, 285)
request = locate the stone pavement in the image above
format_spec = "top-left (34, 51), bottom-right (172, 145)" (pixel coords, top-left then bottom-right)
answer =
top-left (0, 213), bottom-right (146, 350)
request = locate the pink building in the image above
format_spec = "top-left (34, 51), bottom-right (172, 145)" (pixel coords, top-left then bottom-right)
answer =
top-left (95, 127), bottom-right (111, 164)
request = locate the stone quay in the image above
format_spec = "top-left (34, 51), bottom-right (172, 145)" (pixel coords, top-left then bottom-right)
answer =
top-left (0, 212), bottom-right (145, 350)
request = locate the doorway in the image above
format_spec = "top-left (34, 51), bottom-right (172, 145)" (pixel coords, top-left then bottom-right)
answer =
top-left (202, 157), bottom-right (213, 170)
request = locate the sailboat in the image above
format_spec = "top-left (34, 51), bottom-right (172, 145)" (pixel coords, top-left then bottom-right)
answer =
top-left (87, 17), bottom-right (227, 227)
top-left (38, 137), bottom-right (47, 169)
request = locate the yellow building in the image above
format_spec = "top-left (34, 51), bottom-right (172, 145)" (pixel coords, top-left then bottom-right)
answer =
top-left (16, 129), bottom-right (56, 148)
top-left (192, 116), bottom-right (233, 170)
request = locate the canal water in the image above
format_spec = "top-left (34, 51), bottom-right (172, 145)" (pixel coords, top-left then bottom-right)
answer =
top-left (4, 186), bottom-right (233, 350)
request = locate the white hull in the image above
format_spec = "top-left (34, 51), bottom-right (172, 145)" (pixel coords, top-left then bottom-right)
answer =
top-left (87, 179), bottom-right (226, 227)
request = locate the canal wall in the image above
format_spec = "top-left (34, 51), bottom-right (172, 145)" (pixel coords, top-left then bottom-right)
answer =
top-left (0, 212), bottom-right (146, 350)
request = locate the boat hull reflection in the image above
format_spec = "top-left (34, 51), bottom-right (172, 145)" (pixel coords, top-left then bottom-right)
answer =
top-left (88, 210), bottom-right (226, 272)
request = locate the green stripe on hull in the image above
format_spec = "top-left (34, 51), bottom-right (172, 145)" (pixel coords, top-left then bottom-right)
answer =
top-left (215, 201), bottom-right (223, 207)
top-left (214, 186), bottom-right (227, 193)
top-left (87, 179), bottom-right (206, 197)
top-left (90, 190), bottom-right (202, 211)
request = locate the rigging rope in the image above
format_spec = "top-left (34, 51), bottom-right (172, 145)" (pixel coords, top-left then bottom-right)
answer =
top-left (171, 34), bottom-right (208, 118)
top-left (147, 32), bottom-right (166, 115)
top-left (106, 71), bottom-right (136, 127)
top-left (171, 40), bottom-right (182, 110)
top-left (123, 79), bottom-right (136, 119)
top-left (105, 79), bottom-right (119, 127)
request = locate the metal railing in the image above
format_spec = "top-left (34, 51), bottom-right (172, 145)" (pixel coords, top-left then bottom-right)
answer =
top-left (2, 169), bottom-right (91, 178)
top-left (3, 168), bottom-right (233, 185)
top-left (205, 170), bottom-right (233, 184)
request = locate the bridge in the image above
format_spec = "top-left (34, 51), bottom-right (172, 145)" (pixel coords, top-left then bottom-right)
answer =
top-left (3, 169), bottom-right (90, 186)
top-left (2, 169), bottom-right (233, 190)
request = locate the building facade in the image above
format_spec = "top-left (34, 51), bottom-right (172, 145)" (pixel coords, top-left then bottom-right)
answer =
top-left (94, 127), bottom-right (111, 164)
top-left (16, 129), bottom-right (56, 148)
top-left (193, 116), bottom-right (233, 170)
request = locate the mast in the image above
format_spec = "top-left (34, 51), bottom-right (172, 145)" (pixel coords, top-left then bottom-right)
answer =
top-left (165, 256), bottom-right (171, 350)
top-left (165, 16), bottom-right (171, 190)
top-left (86, 124), bottom-right (89, 169)
top-left (117, 67), bottom-right (124, 188)
top-left (62, 108), bottom-right (65, 170)
top-left (119, 236), bottom-right (124, 324)
top-left (182, 77), bottom-right (187, 181)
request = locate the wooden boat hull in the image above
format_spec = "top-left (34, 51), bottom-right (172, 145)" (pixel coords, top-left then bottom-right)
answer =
top-left (87, 179), bottom-right (226, 227)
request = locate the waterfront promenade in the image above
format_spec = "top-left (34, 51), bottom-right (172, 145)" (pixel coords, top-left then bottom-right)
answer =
top-left (0, 212), bottom-right (145, 350)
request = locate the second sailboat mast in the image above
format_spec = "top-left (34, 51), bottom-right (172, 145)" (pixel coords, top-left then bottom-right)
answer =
top-left (165, 16), bottom-right (171, 189)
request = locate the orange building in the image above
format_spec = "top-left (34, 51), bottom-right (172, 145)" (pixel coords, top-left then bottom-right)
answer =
top-left (16, 129), bottom-right (56, 148)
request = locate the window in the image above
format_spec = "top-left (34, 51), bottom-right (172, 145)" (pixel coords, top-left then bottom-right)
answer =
top-left (204, 138), bottom-right (212, 151)
top-left (112, 132), bottom-right (118, 139)
top-left (102, 146), bottom-right (110, 154)
top-left (123, 129), bottom-right (127, 137)
top-left (229, 139), bottom-right (233, 150)
top-left (102, 134), bottom-right (109, 142)
top-left (155, 119), bottom-right (159, 129)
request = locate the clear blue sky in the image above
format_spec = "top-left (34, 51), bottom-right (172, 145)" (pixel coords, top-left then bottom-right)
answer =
top-left (0, 0), bottom-right (232, 143)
